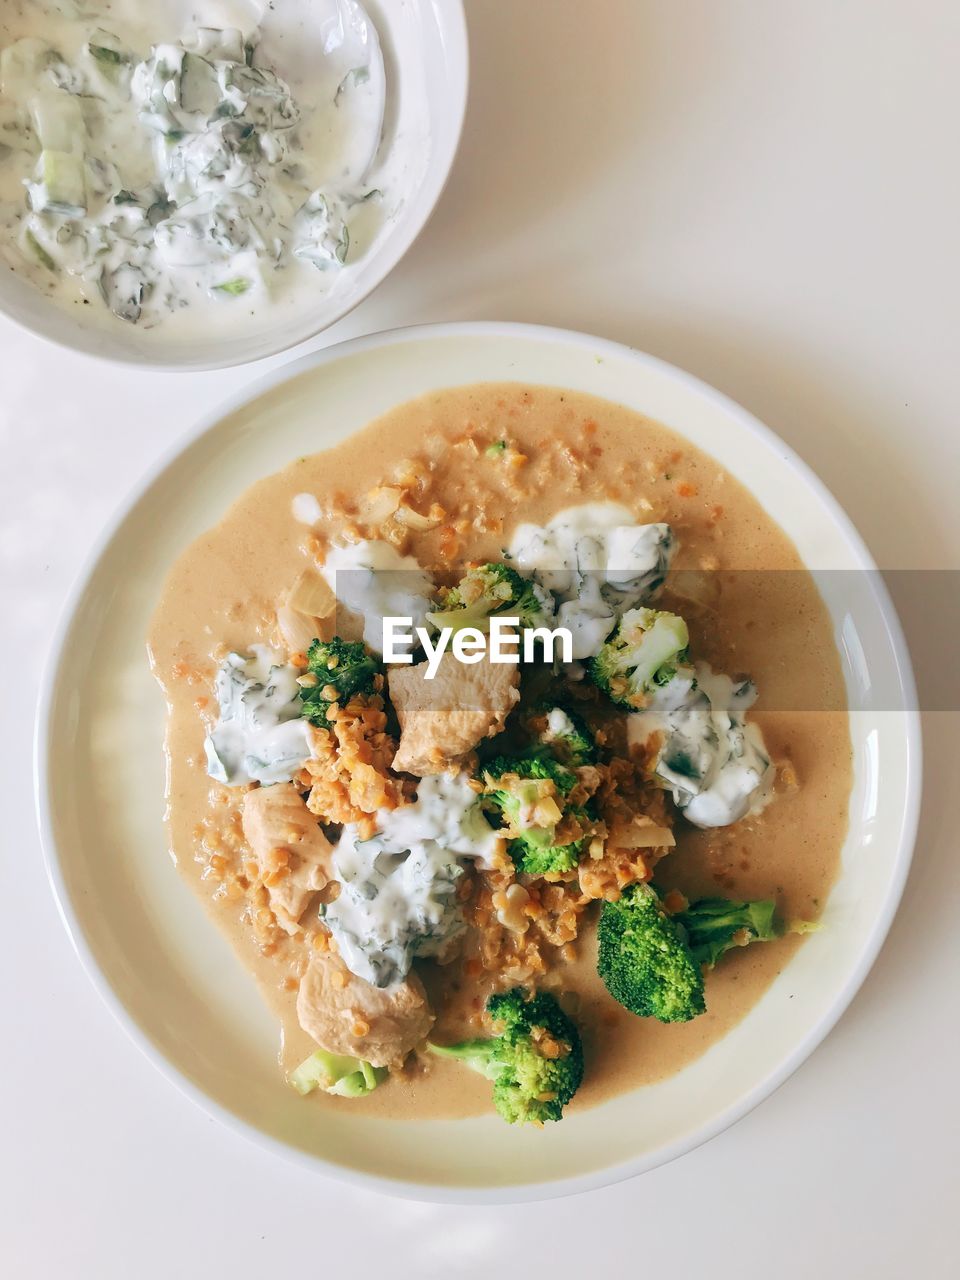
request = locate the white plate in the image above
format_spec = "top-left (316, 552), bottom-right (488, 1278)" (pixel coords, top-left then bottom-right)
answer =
top-left (0, 1), bottom-right (467, 370)
top-left (35, 322), bottom-right (921, 1201)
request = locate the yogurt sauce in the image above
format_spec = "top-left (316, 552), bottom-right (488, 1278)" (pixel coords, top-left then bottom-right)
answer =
top-left (0, 0), bottom-right (396, 335)
top-left (509, 503), bottom-right (676, 658)
top-left (204, 647), bottom-right (313, 786)
top-left (629, 662), bottom-right (775, 828)
top-left (323, 773), bottom-right (501, 988)
top-left (319, 539), bottom-right (435, 655)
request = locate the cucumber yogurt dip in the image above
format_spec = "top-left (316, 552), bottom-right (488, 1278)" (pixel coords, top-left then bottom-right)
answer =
top-left (0, 0), bottom-right (389, 332)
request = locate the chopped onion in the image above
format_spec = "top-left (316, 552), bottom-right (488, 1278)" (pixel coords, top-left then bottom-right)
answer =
top-left (360, 486), bottom-right (402, 524)
top-left (276, 603), bottom-right (319, 654)
top-left (287, 569), bottom-right (336, 619)
top-left (493, 882), bottom-right (530, 933)
top-left (609, 820), bottom-right (675, 850)
top-left (395, 504), bottom-right (441, 531)
top-left (667, 570), bottom-right (720, 612)
top-left (275, 571), bottom-right (337, 653)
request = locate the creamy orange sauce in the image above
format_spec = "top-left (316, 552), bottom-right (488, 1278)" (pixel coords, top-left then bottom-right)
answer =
top-left (148, 383), bottom-right (851, 1121)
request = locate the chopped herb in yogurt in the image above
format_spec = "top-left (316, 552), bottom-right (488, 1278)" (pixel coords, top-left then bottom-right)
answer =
top-left (321, 772), bottom-right (501, 987)
top-left (628, 663), bottom-right (774, 828)
top-left (323, 828), bottom-right (466, 989)
top-left (320, 539), bottom-right (435, 655)
top-left (0, 7), bottom-right (385, 327)
top-left (204, 647), bottom-right (313, 786)
top-left (509, 503), bottom-right (677, 659)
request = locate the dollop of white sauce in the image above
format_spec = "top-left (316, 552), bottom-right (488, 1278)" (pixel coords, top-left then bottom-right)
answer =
top-left (323, 771), bottom-right (500, 987)
top-left (291, 492), bottom-right (323, 527)
top-left (628, 662), bottom-right (774, 828)
top-left (324, 829), bottom-right (464, 989)
top-left (379, 772), bottom-right (502, 869)
top-left (545, 706), bottom-right (577, 738)
top-left (320, 539), bottom-right (434, 654)
top-left (204, 646), bottom-right (312, 786)
top-left (509, 504), bottom-right (676, 659)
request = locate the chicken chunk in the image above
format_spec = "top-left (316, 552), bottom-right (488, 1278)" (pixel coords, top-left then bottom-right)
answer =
top-left (296, 950), bottom-right (434, 1067)
top-left (388, 653), bottom-right (520, 775)
top-left (241, 783), bottom-right (333, 934)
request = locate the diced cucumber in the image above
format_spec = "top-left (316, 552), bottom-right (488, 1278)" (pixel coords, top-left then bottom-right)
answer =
top-left (31, 92), bottom-right (85, 153)
top-left (212, 277), bottom-right (252, 296)
top-left (335, 65), bottom-right (370, 105)
top-left (98, 264), bottom-right (145, 323)
top-left (23, 228), bottom-right (57, 271)
top-left (87, 29), bottom-right (129, 65)
top-left (89, 45), bottom-right (126, 67)
top-left (191, 28), bottom-right (246, 63)
top-left (179, 53), bottom-right (219, 116)
top-left (0, 38), bottom-right (50, 98)
top-left (86, 30), bottom-right (132, 82)
top-left (31, 150), bottom-right (86, 217)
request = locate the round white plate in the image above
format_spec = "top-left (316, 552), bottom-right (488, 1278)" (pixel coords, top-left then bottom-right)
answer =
top-left (35, 322), bottom-right (921, 1201)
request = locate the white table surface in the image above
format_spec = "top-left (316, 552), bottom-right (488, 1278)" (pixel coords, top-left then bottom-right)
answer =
top-left (2, 0), bottom-right (958, 1274)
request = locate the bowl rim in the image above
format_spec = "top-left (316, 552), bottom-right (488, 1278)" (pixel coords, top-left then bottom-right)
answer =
top-left (0, 2), bottom-right (470, 373)
top-left (33, 320), bottom-right (922, 1202)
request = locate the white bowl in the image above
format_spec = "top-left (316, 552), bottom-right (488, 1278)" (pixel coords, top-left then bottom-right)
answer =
top-left (0, 2), bottom-right (467, 371)
top-left (35, 322), bottom-right (921, 1201)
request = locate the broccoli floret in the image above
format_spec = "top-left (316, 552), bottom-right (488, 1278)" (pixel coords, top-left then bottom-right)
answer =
top-left (675, 896), bottom-right (782, 969)
top-left (427, 562), bottom-right (547, 634)
top-left (510, 816), bottom-right (589, 878)
top-left (481, 748), bottom-right (590, 878)
top-left (428, 988), bottom-right (584, 1124)
top-left (299, 636), bottom-right (379, 726)
top-left (597, 883), bottom-right (705, 1022)
top-left (289, 1048), bottom-right (386, 1098)
top-left (535, 704), bottom-right (597, 766)
top-left (484, 747), bottom-right (577, 799)
top-left (589, 607), bottom-right (690, 708)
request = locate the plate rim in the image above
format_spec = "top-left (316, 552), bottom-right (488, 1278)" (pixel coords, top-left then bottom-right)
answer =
top-left (33, 320), bottom-right (923, 1202)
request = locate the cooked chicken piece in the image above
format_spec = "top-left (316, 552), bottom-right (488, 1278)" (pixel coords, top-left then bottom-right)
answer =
top-left (389, 653), bottom-right (520, 775)
top-left (241, 783), bottom-right (333, 934)
top-left (296, 950), bottom-right (434, 1067)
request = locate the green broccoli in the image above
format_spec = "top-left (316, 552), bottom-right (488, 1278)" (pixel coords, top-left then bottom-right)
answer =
top-left (535, 704), bottom-right (597, 766)
top-left (674, 896), bottom-right (782, 968)
top-left (512, 814), bottom-right (590, 878)
top-left (481, 748), bottom-right (590, 878)
top-left (428, 988), bottom-right (584, 1124)
top-left (289, 1048), bottom-right (386, 1098)
top-left (483, 747), bottom-right (577, 799)
top-left (426, 562), bottom-right (547, 634)
top-left (299, 636), bottom-right (380, 726)
top-left (589, 607), bottom-right (690, 708)
top-left (597, 883), bottom-right (706, 1022)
